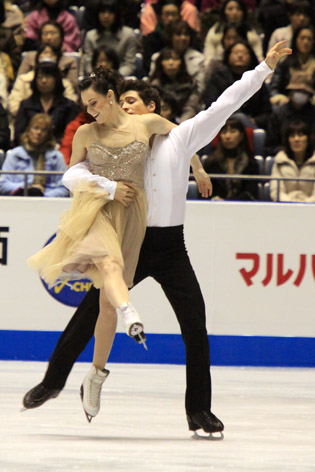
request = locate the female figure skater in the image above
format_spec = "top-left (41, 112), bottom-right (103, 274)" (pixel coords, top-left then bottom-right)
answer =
top-left (28, 67), bottom-right (175, 421)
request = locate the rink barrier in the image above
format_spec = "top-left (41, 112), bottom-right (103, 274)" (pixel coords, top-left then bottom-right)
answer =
top-left (0, 330), bottom-right (314, 367)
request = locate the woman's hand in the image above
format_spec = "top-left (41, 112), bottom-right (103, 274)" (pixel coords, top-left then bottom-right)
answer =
top-left (265, 41), bottom-right (292, 70)
top-left (114, 181), bottom-right (137, 207)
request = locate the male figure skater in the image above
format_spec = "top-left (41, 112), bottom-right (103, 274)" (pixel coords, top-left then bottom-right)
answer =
top-left (23, 42), bottom-right (290, 436)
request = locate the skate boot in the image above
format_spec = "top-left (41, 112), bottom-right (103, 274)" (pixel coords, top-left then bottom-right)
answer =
top-left (22, 383), bottom-right (61, 409)
top-left (80, 365), bottom-right (110, 423)
top-left (187, 411), bottom-right (224, 440)
top-left (116, 302), bottom-right (147, 350)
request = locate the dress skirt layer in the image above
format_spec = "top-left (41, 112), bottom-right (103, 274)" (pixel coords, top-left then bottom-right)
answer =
top-left (28, 182), bottom-right (147, 288)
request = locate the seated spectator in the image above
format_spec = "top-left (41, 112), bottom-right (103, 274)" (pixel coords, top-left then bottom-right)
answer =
top-left (149, 47), bottom-right (199, 123)
top-left (9, 44), bottom-right (77, 119)
top-left (0, 113), bottom-right (68, 196)
top-left (265, 80), bottom-right (315, 157)
top-left (204, 23), bottom-right (247, 79)
top-left (269, 25), bottom-right (315, 107)
top-left (18, 21), bottom-right (79, 87)
top-left (270, 121), bottom-right (315, 202)
top-left (159, 89), bottom-right (178, 122)
top-left (59, 110), bottom-right (94, 165)
top-left (80, 0), bottom-right (137, 77)
top-left (80, 0), bottom-right (142, 32)
top-left (201, 0), bottom-right (257, 13)
top-left (268, 0), bottom-right (312, 52)
top-left (0, 1), bottom-right (21, 71)
top-left (258, 0), bottom-right (290, 55)
top-left (0, 100), bottom-right (10, 150)
top-left (141, 0), bottom-right (199, 36)
top-left (202, 40), bottom-right (271, 129)
top-left (203, 0), bottom-right (263, 65)
top-left (203, 116), bottom-right (259, 201)
top-left (2, 0), bottom-right (25, 49)
top-left (13, 61), bottom-right (80, 145)
top-left (24, 0), bottom-right (81, 52)
top-left (149, 20), bottom-right (205, 93)
top-left (142, 0), bottom-right (180, 75)
top-left (91, 45), bottom-right (120, 72)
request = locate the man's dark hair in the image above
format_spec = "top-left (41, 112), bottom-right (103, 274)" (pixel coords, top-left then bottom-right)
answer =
top-left (119, 79), bottom-right (161, 115)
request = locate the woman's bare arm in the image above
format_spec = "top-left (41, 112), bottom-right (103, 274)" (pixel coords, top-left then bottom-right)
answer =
top-left (69, 124), bottom-right (90, 167)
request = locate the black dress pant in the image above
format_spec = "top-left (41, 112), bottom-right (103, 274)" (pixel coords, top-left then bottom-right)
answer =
top-left (43, 225), bottom-right (211, 415)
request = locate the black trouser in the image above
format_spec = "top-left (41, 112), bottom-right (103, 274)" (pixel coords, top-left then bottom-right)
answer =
top-left (43, 225), bottom-right (211, 415)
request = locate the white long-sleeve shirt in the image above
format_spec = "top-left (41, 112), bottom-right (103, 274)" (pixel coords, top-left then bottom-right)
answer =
top-left (63, 61), bottom-right (272, 227)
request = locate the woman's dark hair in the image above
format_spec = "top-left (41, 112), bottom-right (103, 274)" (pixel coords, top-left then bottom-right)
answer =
top-left (216, 0), bottom-right (249, 33)
top-left (35, 43), bottom-right (61, 65)
top-left (283, 120), bottom-right (314, 162)
top-left (288, 25), bottom-right (315, 68)
top-left (150, 47), bottom-right (192, 84)
top-left (120, 79), bottom-right (161, 115)
top-left (31, 0), bottom-right (66, 14)
top-left (217, 116), bottom-right (253, 158)
top-left (158, 89), bottom-right (179, 117)
top-left (78, 66), bottom-right (122, 102)
top-left (39, 20), bottom-right (64, 46)
top-left (288, 0), bottom-right (312, 19)
top-left (96, 0), bottom-right (122, 33)
top-left (91, 45), bottom-right (120, 71)
top-left (169, 20), bottom-right (194, 48)
top-left (223, 40), bottom-right (259, 69)
top-left (155, 0), bottom-right (181, 16)
top-left (221, 23), bottom-right (247, 47)
top-left (31, 61), bottom-right (65, 96)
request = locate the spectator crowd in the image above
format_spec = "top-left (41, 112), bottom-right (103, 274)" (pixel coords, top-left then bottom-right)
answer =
top-left (0, 0), bottom-right (315, 203)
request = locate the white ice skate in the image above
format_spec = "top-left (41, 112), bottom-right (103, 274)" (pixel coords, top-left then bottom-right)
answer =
top-left (80, 365), bottom-right (110, 423)
top-left (116, 302), bottom-right (148, 350)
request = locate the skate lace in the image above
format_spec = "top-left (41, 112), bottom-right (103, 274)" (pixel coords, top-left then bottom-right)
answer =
top-left (87, 378), bottom-right (102, 407)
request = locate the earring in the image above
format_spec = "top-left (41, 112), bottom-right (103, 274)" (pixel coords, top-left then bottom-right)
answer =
top-left (110, 101), bottom-right (113, 105)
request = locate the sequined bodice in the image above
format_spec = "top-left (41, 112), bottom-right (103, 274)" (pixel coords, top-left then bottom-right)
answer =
top-left (88, 140), bottom-right (148, 188)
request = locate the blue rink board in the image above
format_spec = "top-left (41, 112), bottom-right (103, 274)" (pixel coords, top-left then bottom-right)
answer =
top-left (0, 330), bottom-right (314, 367)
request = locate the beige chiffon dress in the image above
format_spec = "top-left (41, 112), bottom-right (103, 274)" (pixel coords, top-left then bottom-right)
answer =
top-left (28, 121), bottom-right (148, 289)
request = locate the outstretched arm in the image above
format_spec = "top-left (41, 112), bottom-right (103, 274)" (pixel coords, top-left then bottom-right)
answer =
top-left (139, 113), bottom-right (177, 137)
top-left (171, 41), bottom-right (291, 158)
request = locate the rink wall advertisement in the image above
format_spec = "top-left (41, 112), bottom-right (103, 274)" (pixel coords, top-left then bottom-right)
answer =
top-left (0, 197), bottom-right (314, 367)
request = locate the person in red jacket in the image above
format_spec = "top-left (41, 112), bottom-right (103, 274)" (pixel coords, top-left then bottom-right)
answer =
top-left (59, 111), bottom-right (94, 165)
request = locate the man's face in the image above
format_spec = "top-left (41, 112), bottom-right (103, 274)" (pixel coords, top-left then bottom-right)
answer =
top-left (119, 90), bottom-right (154, 115)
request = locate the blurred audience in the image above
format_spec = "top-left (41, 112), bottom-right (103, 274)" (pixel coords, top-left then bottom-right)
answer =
top-left (269, 25), bottom-right (315, 107)
top-left (270, 120), bottom-right (315, 202)
top-left (80, 0), bottom-right (137, 77)
top-left (203, 0), bottom-right (263, 65)
top-left (202, 41), bottom-right (271, 129)
top-left (24, 0), bottom-right (81, 52)
top-left (203, 116), bottom-right (259, 201)
top-left (0, 113), bottom-right (68, 196)
top-left (13, 61), bottom-right (79, 145)
top-left (149, 46), bottom-right (199, 122)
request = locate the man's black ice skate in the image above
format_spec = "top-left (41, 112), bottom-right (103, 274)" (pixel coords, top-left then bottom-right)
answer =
top-left (22, 383), bottom-right (61, 409)
top-left (116, 302), bottom-right (148, 350)
top-left (187, 411), bottom-right (224, 440)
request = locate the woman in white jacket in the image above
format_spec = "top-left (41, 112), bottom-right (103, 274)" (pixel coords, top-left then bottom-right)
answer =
top-left (270, 120), bottom-right (315, 202)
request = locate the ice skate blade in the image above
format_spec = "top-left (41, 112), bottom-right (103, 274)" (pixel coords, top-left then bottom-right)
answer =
top-left (192, 431), bottom-right (224, 441)
top-left (80, 385), bottom-right (93, 424)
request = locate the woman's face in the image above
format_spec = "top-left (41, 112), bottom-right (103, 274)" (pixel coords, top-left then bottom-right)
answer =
top-left (38, 46), bottom-right (58, 63)
top-left (98, 9), bottom-right (115, 29)
top-left (228, 43), bottom-right (251, 69)
top-left (289, 131), bottom-right (308, 155)
top-left (41, 25), bottom-right (62, 48)
top-left (296, 29), bottom-right (314, 55)
top-left (96, 51), bottom-right (113, 69)
top-left (224, 1), bottom-right (243, 25)
top-left (172, 31), bottom-right (191, 54)
top-left (220, 125), bottom-right (243, 149)
top-left (36, 73), bottom-right (56, 94)
top-left (161, 54), bottom-right (182, 78)
top-left (81, 87), bottom-right (113, 124)
top-left (28, 123), bottom-right (49, 146)
top-left (223, 28), bottom-right (242, 50)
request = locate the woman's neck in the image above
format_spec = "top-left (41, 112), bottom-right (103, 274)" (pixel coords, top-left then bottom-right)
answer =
top-left (101, 104), bottom-right (130, 129)
top-left (294, 150), bottom-right (306, 165)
